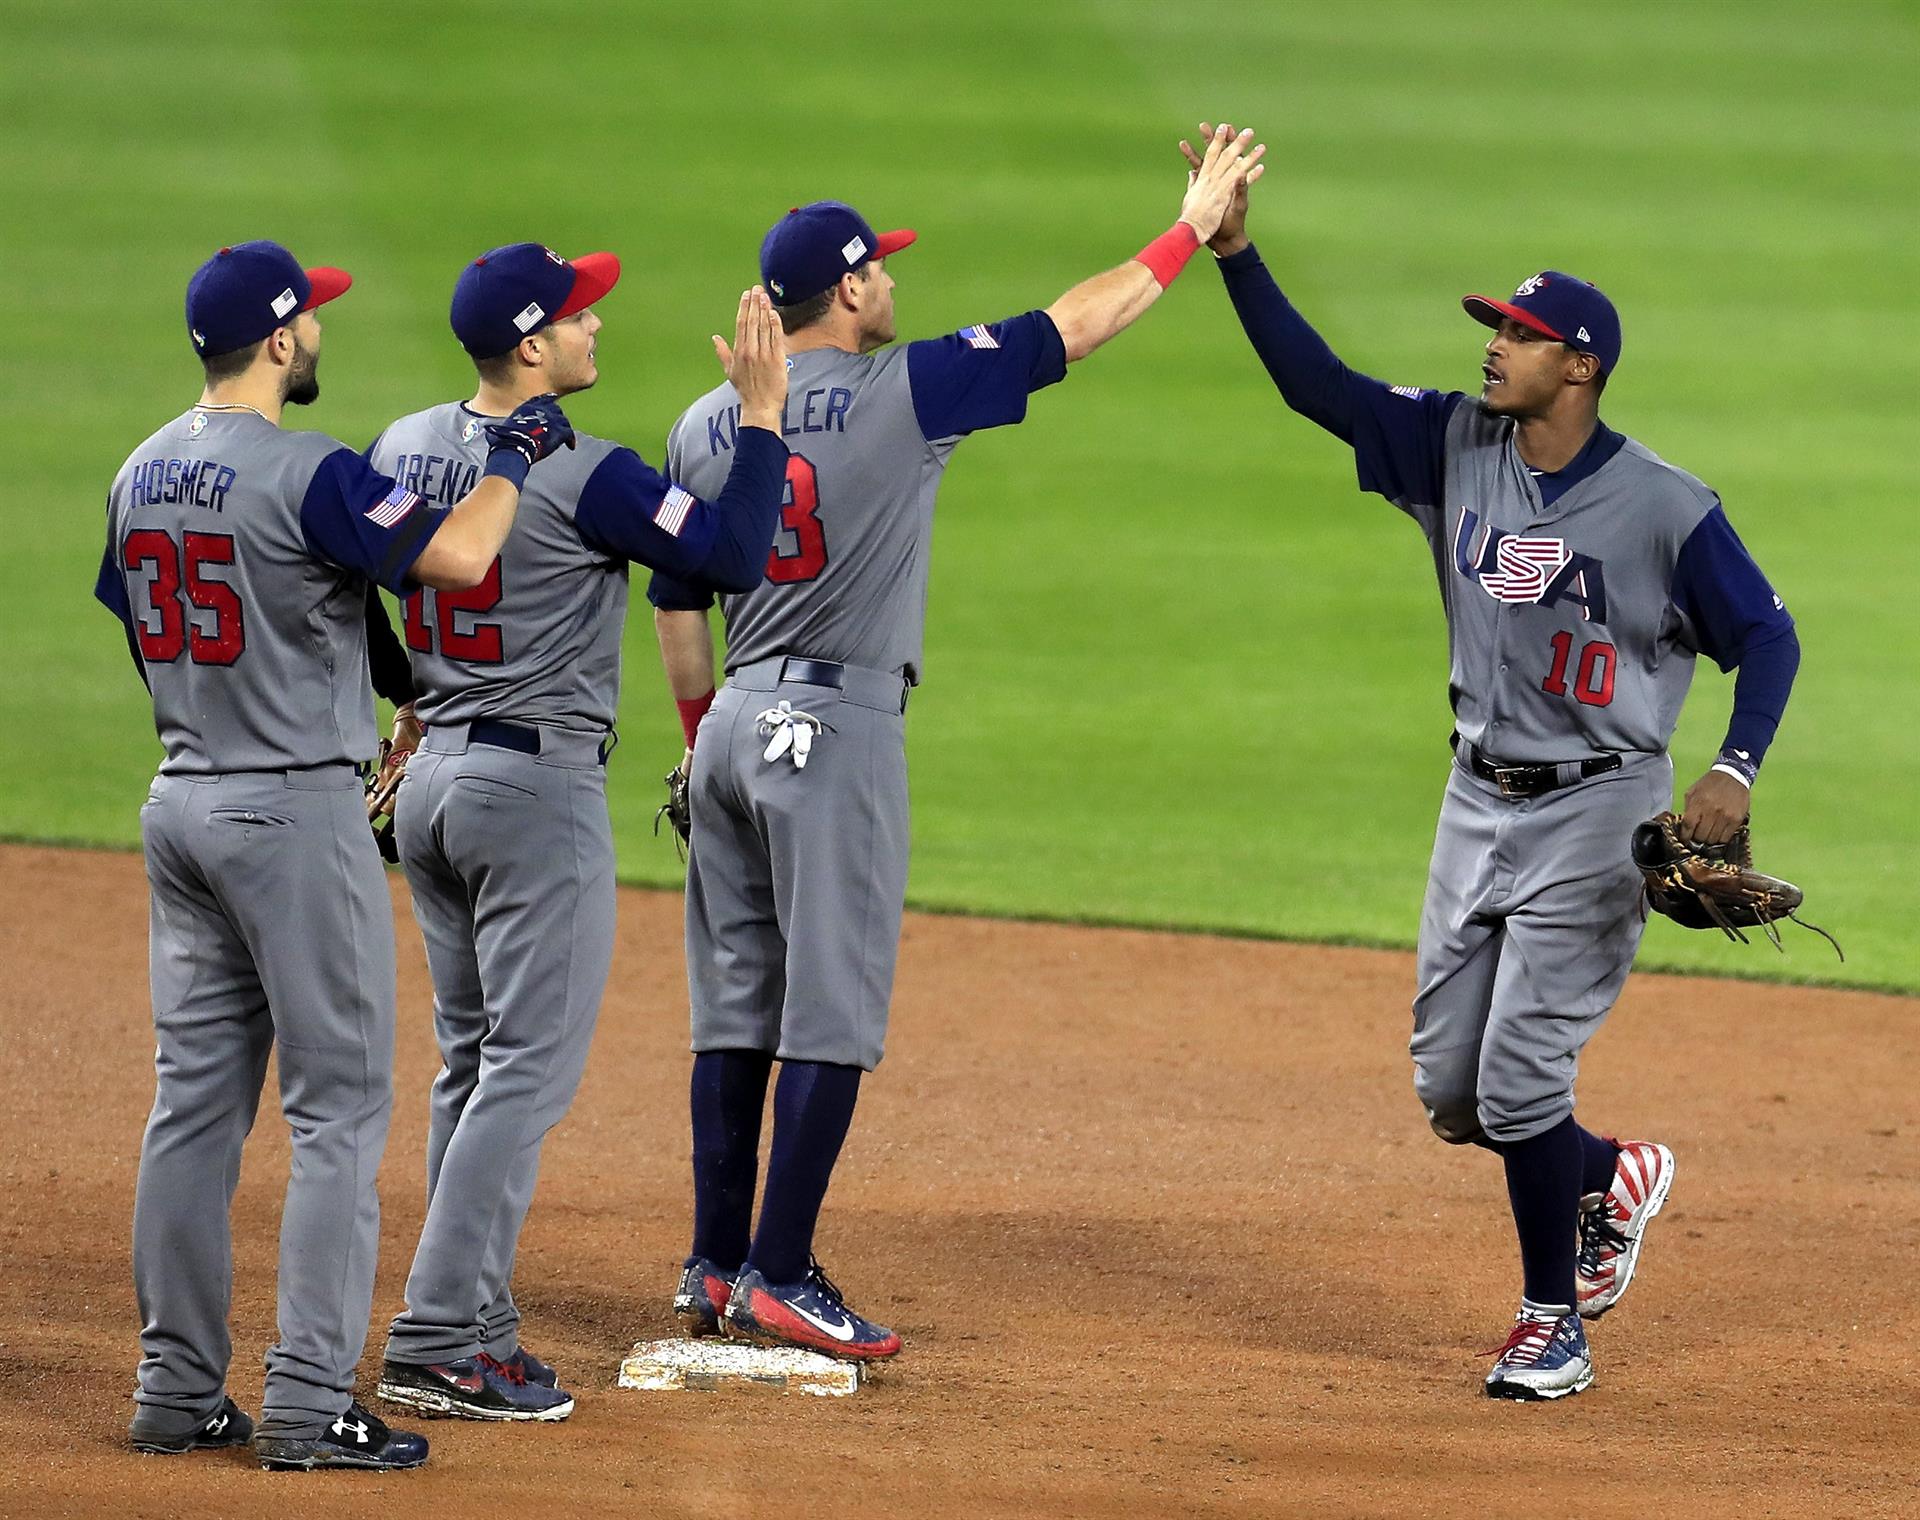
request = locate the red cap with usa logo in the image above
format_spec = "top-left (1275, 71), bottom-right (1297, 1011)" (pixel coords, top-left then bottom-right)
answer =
top-left (1463, 270), bottom-right (1622, 374)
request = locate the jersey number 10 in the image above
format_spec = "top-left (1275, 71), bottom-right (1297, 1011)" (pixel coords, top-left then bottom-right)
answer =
top-left (403, 558), bottom-right (505, 664)
top-left (1541, 631), bottom-right (1616, 707)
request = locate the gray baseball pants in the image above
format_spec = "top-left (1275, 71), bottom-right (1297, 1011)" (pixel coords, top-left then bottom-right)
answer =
top-left (384, 723), bottom-right (616, 1366)
top-left (1409, 751), bottom-right (1672, 1145)
top-left (132, 765), bottom-right (395, 1442)
top-left (684, 659), bottom-right (912, 1072)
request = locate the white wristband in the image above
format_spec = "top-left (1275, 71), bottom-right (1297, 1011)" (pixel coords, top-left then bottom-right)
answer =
top-left (1709, 762), bottom-right (1752, 789)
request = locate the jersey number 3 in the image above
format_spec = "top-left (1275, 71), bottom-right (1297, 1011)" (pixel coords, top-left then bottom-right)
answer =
top-left (123, 528), bottom-right (245, 665)
top-left (403, 558), bottom-right (505, 664)
top-left (765, 454), bottom-right (827, 584)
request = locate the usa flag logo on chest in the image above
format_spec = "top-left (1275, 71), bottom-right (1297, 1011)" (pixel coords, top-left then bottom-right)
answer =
top-left (1452, 508), bottom-right (1609, 623)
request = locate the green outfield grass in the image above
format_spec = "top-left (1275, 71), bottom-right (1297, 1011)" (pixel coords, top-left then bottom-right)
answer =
top-left (7, 1), bottom-right (1915, 990)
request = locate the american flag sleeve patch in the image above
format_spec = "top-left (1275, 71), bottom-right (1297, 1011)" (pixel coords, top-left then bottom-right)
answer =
top-left (365, 483), bottom-right (422, 528)
top-left (652, 485), bottom-right (697, 537)
top-left (960, 323), bottom-right (1000, 350)
top-left (1389, 384), bottom-right (1428, 399)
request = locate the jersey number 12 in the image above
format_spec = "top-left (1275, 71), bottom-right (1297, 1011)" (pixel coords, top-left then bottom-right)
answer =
top-left (403, 558), bottom-right (505, 664)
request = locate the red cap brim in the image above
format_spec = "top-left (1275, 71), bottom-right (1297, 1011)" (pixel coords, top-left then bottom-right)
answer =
top-left (554, 251), bottom-right (622, 320)
top-left (1462, 294), bottom-right (1564, 342)
top-left (874, 228), bottom-right (917, 258)
top-left (302, 266), bottom-right (353, 312)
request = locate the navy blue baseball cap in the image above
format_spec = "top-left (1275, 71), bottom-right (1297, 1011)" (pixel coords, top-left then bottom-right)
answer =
top-left (759, 201), bottom-right (916, 306)
top-left (1463, 271), bottom-right (1622, 374)
top-left (450, 243), bottom-right (622, 358)
top-left (185, 240), bottom-right (352, 357)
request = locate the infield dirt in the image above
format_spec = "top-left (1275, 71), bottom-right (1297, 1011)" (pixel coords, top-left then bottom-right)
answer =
top-left (2, 843), bottom-right (1913, 1518)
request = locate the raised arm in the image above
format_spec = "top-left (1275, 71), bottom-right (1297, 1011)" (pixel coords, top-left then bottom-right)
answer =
top-left (1042, 124), bottom-right (1265, 363)
top-left (409, 396), bottom-right (574, 589)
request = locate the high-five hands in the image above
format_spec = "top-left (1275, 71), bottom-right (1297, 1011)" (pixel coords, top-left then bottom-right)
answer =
top-left (1180, 123), bottom-right (1262, 256)
top-left (710, 286), bottom-right (789, 432)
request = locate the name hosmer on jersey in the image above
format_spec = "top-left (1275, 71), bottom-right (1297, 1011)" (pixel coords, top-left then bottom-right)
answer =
top-left (704, 384), bottom-right (854, 457)
top-left (125, 455), bottom-right (239, 512)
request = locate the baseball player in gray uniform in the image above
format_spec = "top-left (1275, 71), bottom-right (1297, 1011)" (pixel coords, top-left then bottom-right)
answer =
top-left (651, 127), bottom-right (1264, 1359)
top-left (94, 240), bottom-right (573, 1470)
top-left (1187, 130), bottom-right (1800, 1399)
top-left (364, 245), bottom-right (791, 1421)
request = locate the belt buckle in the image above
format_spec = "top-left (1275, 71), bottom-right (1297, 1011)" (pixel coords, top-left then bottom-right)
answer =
top-left (1493, 765), bottom-right (1530, 799)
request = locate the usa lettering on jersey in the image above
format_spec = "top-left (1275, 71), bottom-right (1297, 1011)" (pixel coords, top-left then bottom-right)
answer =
top-left (1453, 507), bottom-right (1609, 623)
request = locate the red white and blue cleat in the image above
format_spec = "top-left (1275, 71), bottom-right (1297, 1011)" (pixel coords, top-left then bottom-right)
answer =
top-left (722, 1260), bottom-right (902, 1361)
top-left (673, 1256), bottom-right (738, 1337)
top-left (1577, 1140), bottom-right (1676, 1320)
top-left (375, 1353), bottom-right (574, 1421)
top-left (1483, 1305), bottom-right (1594, 1401)
top-left (491, 1345), bottom-right (560, 1389)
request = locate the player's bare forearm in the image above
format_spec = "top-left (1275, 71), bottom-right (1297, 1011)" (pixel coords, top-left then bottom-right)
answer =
top-left (655, 607), bottom-right (717, 701)
top-left (1045, 262), bottom-right (1168, 363)
top-left (412, 475), bottom-right (520, 589)
top-left (1047, 123), bottom-right (1264, 364)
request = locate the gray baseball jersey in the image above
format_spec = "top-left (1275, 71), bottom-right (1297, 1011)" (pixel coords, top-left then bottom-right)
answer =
top-left (650, 313), bottom-right (1067, 1067)
top-left (1215, 246), bottom-right (1794, 1147)
top-left (366, 401), bottom-right (787, 1368)
top-left (95, 406), bottom-right (444, 1442)
top-left (101, 410), bottom-right (444, 771)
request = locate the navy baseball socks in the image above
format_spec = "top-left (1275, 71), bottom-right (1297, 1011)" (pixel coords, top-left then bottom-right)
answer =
top-left (684, 1054), bottom-right (899, 1358)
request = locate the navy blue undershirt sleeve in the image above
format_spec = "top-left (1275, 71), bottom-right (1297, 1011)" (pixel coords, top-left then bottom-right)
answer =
top-left (905, 310), bottom-right (1067, 441)
top-left (575, 427), bottom-right (788, 592)
top-left (364, 588), bottom-right (416, 706)
top-left (93, 531), bottom-right (150, 690)
top-left (645, 570), bottom-right (716, 613)
top-left (1216, 244), bottom-right (1462, 513)
top-left (1670, 505), bottom-right (1798, 778)
top-left (299, 446), bottom-right (446, 593)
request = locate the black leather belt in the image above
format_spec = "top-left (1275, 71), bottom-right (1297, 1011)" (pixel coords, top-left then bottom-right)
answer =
top-left (779, 656), bottom-right (845, 689)
top-left (470, 718), bottom-right (614, 766)
top-left (1454, 735), bottom-right (1621, 799)
top-left (471, 718), bottom-right (541, 755)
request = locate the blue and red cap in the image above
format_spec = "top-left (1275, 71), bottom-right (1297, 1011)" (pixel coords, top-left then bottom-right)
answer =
top-left (1463, 271), bottom-right (1622, 374)
top-left (450, 243), bottom-right (622, 358)
top-left (185, 240), bottom-right (352, 357)
top-left (759, 201), bottom-right (916, 306)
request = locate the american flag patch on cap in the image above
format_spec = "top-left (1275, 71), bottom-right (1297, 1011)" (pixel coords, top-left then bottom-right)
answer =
top-left (653, 485), bottom-right (696, 537)
top-left (960, 324), bottom-right (999, 350)
top-left (365, 483), bottom-right (422, 528)
top-left (1390, 384), bottom-right (1427, 399)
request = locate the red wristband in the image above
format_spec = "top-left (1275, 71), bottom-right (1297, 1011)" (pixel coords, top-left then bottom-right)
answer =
top-left (1133, 221), bottom-right (1201, 289)
top-left (676, 688), bottom-right (716, 747)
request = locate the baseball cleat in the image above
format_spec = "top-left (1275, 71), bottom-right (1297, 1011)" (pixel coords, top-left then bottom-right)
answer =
top-left (673, 1256), bottom-right (739, 1337)
top-left (256, 1401), bottom-right (429, 1472)
top-left (130, 1395), bottom-right (254, 1455)
top-left (492, 1344), bottom-right (560, 1389)
top-left (1577, 1140), bottom-right (1676, 1320)
top-left (375, 1353), bottom-right (575, 1421)
top-left (1483, 1308), bottom-right (1594, 1401)
top-left (723, 1259), bottom-right (902, 1361)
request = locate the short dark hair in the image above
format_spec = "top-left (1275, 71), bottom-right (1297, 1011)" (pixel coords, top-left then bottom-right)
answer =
top-left (774, 260), bottom-right (870, 336)
top-left (200, 337), bottom-right (265, 385)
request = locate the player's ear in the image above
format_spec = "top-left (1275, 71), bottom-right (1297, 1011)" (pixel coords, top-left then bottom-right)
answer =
top-left (265, 326), bottom-right (295, 367)
top-left (515, 332), bottom-right (546, 370)
top-left (1567, 350), bottom-right (1601, 388)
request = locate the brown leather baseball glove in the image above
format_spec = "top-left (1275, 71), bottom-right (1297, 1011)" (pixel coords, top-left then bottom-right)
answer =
top-left (366, 703), bottom-right (422, 864)
top-left (1630, 810), bottom-right (1841, 959)
top-left (654, 754), bottom-right (692, 859)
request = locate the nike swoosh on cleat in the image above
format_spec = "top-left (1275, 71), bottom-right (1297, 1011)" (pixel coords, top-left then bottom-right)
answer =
top-left (776, 1295), bottom-right (857, 1342)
